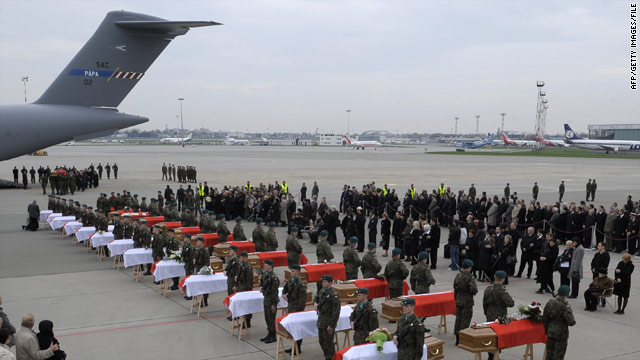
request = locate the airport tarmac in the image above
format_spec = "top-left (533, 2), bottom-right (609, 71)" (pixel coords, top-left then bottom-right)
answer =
top-left (0, 144), bottom-right (639, 360)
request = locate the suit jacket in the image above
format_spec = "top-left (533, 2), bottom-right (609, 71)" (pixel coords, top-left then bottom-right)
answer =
top-left (16, 326), bottom-right (53, 360)
top-left (569, 245), bottom-right (584, 279)
top-left (368, 216), bottom-right (378, 234)
top-left (27, 204), bottom-right (40, 219)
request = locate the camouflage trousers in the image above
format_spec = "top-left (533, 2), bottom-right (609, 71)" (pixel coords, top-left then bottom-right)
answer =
top-left (318, 326), bottom-right (335, 360)
top-left (545, 337), bottom-right (568, 360)
top-left (346, 271), bottom-right (358, 280)
top-left (264, 299), bottom-right (277, 335)
top-left (397, 347), bottom-right (420, 360)
top-left (354, 330), bottom-right (369, 345)
top-left (454, 306), bottom-right (473, 335)
top-left (389, 287), bottom-right (404, 299)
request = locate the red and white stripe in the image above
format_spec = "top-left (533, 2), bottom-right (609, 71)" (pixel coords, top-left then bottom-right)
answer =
top-left (113, 71), bottom-right (144, 80)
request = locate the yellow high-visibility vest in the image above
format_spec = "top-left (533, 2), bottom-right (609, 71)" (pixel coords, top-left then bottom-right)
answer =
top-left (410, 187), bottom-right (416, 198)
top-left (382, 188), bottom-right (388, 196)
top-left (197, 186), bottom-right (205, 196)
top-left (438, 185), bottom-right (446, 195)
top-left (281, 183), bottom-right (288, 193)
top-left (245, 184), bottom-right (253, 190)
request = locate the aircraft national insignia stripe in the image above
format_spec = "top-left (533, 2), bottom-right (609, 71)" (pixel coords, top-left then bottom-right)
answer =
top-left (113, 71), bottom-right (144, 80)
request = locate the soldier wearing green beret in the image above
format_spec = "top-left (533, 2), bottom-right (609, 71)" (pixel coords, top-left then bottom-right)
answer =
top-left (139, 197), bottom-right (148, 213)
top-left (283, 264), bottom-right (307, 354)
top-left (112, 214), bottom-right (125, 240)
top-left (233, 216), bottom-right (247, 241)
top-left (316, 230), bottom-right (334, 263)
top-left (259, 259), bottom-right (280, 343)
top-left (182, 234), bottom-right (195, 300)
top-left (165, 228), bottom-right (181, 290)
top-left (199, 210), bottom-right (210, 233)
top-left (384, 248), bottom-right (409, 299)
top-left (314, 275), bottom-right (341, 360)
top-left (286, 227), bottom-right (303, 266)
top-left (393, 298), bottom-right (425, 360)
top-left (344, 237), bottom-right (362, 280)
top-left (411, 251), bottom-right (436, 294)
top-left (543, 285), bottom-right (576, 360)
top-left (235, 251), bottom-right (254, 326)
top-left (350, 288), bottom-right (379, 345)
top-left (225, 246), bottom-right (240, 296)
top-left (193, 236), bottom-right (211, 306)
top-left (361, 243), bottom-right (382, 279)
top-left (483, 270), bottom-right (514, 360)
top-left (151, 225), bottom-right (167, 262)
top-left (454, 259), bottom-right (478, 345)
top-left (217, 214), bottom-right (230, 243)
top-left (252, 218), bottom-right (266, 252)
top-left (265, 222), bottom-right (279, 251)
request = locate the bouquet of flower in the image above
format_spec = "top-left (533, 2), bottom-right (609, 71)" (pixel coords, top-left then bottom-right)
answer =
top-left (198, 266), bottom-right (215, 275)
top-left (374, 274), bottom-right (386, 281)
top-left (98, 230), bottom-right (104, 235)
top-left (518, 302), bottom-right (543, 322)
top-left (365, 328), bottom-right (392, 353)
top-left (166, 250), bottom-right (183, 263)
top-left (496, 315), bottom-right (517, 325)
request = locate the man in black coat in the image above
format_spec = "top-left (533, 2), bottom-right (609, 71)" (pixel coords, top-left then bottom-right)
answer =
top-left (595, 205), bottom-right (607, 244)
top-left (368, 210), bottom-right (378, 246)
top-left (515, 227), bottom-right (537, 278)
top-left (24, 200), bottom-right (40, 231)
top-left (613, 210), bottom-right (629, 253)
top-left (591, 242), bottom-right (610, 278)
top-left (427, 219), bottom-right (440, 269)
top-left (355, 207), bottom-right (366, 251)
top-left (176, 185), bottom-right (185, 211)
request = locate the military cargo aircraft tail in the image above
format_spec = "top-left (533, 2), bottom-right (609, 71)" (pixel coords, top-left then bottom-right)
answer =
top-left (35, 11), bottom-right (220, 107)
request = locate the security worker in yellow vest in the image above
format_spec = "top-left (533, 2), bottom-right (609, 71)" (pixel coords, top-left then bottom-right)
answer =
top-left (281, 181), bottom-right (288, 194)
top-left (197, 183), bottom-right (205, 207)
top-left (382, 184), bottom-right (389, 196)
top-left (409, 184), bottom-right (416, 199)
top-left (438, 183), bottom-right (446, 195)
top-left (245, 181), bottom-right (253, 190)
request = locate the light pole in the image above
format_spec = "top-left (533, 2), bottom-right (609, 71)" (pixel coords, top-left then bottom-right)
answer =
top-left (475, 115), bottom-right (480, 136)
top-left (454, 117), bottom-right (459, 136)
top-left (346, 110), bottom-right (351, 136)
top-left (21, 76), bottom-right (28, 103)
top-left (177, 98), bottom-right (185, 145)
top-left (176, 115), bottom-right (179, 130)
top-left (500, 113), bottom-right (506, 135)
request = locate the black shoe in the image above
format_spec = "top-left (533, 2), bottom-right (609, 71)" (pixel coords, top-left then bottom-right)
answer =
top-left (265, 336), bottom-right (277, 344)
top-left (568, 295), bottom-right (577, 299)
top-left (527, 275), bottom-right (531, 279)
top-left (184, 296), bottom-right (192, 300)
top-left (170, 285), bottom-right (178, 290)
top-left (535, 289), bottom-right (544, 294)
top-left (143, 271), bottom-right (152, 276)
top-left (204, 299), bottom-right (208, 307)
top-left (227, 316), bottom-right (232, 321)
top-left (153, 281), bottom-right (160, 285)
top-left (260, 335), bottom-right (270, 342)
top-left (284, 348), bottom-right (292, 354)
top-left (430, 265), bottom-right (437, 269)
top-left (617, 310), bottom-right (625, 315)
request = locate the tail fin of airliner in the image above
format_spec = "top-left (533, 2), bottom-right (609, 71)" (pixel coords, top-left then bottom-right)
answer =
top-left (344, 135), bottom-right (354, 144)
top-left (35, 11), bottom-right (220, 107)
top-left (563, 124), bottom-right (582, 140)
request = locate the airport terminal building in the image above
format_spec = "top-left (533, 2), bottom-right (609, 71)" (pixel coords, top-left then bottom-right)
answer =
top-left (588, 123), bottom-right (640, 140)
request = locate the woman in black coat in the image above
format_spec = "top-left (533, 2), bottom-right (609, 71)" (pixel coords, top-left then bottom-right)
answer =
top-left (494, 234), bottom-right (516, 283)
top-left (380, 213), bottom-right (391, 256)
top-left (536, 237), bottom-right (559, 294)
top-left (477, 233), bottom-right (496, 283)
top-left (37, 320), bottom-right (66, 360)
top-left (465, 228), bottom-right (480, 278)
top-left (613, 253), bottom-right (634, 314)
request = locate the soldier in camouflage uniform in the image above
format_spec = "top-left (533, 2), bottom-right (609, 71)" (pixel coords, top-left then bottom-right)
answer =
top-left (454, 259), bottom-right (478, 345)
top-left (193, 236), bottom-right (211, 306)
top-left (131, 194), bottom-right (140, 212)
top-left (199, 210), bottom-right (210, 233)
top-left (148, 198), bottom-right (159, 216)
top-left (235, 251), bottom-right (254, 327)
top-left (138, 221), bottom-right (153, 275)
top-left (225, 246), bottom-right (240, 296)
top-left (343, 237), bottom-right (362, 280)
top-left (259, 259), bottom-right (280, 343)
top-left (233, 217), bottom-right (247, 240)
top-left (314, 275), bottom-right (341, 360)
top-left (112, 214), bottom-right (125, 240)
top-left (217, 214), bottom-right (230, 243)
top-left (252, 218), bottom-right (266, 252)
top-left (181, 207), bottom-right (192, 227)
top-left (139, 197), bottom-right (148, 213)
top-left (361, 243), bottom-right (382, 278)
top-left (483, 270), bottom-right (514, 360)
top-left (543, 285), bottom-right (576, 360)
top-left (164, 201), bottom-right (173, 221)
top-left (285, 227), bottom-right (303, 266)
top-left (265, 222), bottom-right (279, 251)
top-left (123, 217), bottom-right (134, 239)
top-left (169, 203), bottom-right (180, 222)
top-left (350, 288), bottom-right (379, 345)
top-left (85, 207), bottom-right (96, 227)
top-left (165, 229), bottom-right (181, 290)
top-left (283, 264), bottom-right (307, 354)
top-left (151, 225), bottom-right (166, 262)
top-left (316, 230), bottom-right (334, 263)
top-left (96, 210), bottom-right (109, 232)
top-left (384, 248), bottom-right (409, 299)
top-left (181, 233), bottom-right (195, 299)
top-left (410, 252), bottom-right (436, 294)
top-left (393, 298), bottom-right (425, 360)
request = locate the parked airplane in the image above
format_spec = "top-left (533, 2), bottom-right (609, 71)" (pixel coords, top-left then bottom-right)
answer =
top-left (456, 134), bottom-right (495, 149)
top-left (535, 134), bottom-right (567, 147)
top-left (501, 133), bottom-right (536, 146)
top-left (225, 136), bottom-right (250, 145)
top-left (344, 135), bottom-right (382, 149)
top-left (160, 133), bottom-right (192, 144)
top-left (0, 11), bottom-right (219, 161)
top-left (564, 124), bottom-right (640, 152)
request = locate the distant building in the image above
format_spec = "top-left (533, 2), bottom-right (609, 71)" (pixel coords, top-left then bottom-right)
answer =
top-left (588, 124), bottom-right (640, 140)
top-left (316, 134), bottom-right (345, 146)
top-left (268, 139), bottom-right (312, 146)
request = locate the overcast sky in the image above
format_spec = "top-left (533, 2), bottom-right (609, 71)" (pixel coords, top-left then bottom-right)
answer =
top-left (1, 0), bottom-right (638, 134)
